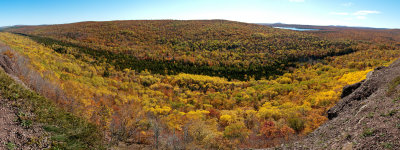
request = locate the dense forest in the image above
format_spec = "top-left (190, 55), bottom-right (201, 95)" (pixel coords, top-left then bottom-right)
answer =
top-left (7, 20), bottom-right (358, 80)
top-left (1, 20), bottom-right (400, 149)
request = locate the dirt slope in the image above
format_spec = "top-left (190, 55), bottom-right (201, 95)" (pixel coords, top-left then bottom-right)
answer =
top-left (276, 59), bottom-right (400, 149)
top-left (0, 95), bottom-right (50, 150)
top-left (0, 61), bottom-right (49, 149)
top-left (0, 44), bottom-right (50, 149)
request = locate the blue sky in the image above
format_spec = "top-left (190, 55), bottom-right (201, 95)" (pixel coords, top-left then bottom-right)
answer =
top-left (0, 0), bottom-right (399, 28)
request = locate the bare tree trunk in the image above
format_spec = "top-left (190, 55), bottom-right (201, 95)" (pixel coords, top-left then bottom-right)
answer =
top-left (153, 120), bottom-right (160, 150)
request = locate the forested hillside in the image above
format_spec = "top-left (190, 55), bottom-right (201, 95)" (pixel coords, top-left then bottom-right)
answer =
top-left (6, 20), bottom-right (357, 80)
top-left (2, 20), bottom-right (400, 149)
top-left (265, 24), bottom-right (400, 50)
top-left (0, 54), bottom-right (104, 149)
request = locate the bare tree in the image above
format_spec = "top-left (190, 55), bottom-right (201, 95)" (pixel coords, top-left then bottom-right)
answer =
top-left (152, 120), bottom-right (161, 150)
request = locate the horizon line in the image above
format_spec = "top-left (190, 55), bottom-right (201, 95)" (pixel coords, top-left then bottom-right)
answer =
top-left (1, 19), bottom-right (398, 30)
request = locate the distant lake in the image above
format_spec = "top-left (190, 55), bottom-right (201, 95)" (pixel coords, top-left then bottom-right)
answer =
top-left (274, 27), bottom-right (320, 31)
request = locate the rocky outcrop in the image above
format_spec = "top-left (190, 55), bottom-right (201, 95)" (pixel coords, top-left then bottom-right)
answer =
top-left (0, 54), bottom-right (19, 75)
top-left (340, 81), bottom-right (364, 99)
top-left (0, 42), bottom-right (19, 75)
top-left (327, 65), bottom-right (392, 120)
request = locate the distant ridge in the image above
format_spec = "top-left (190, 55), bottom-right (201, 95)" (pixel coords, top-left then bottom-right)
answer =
top-left (0, 26), bottom-right (7, 31)
top-left (2, 20), bottom-right (395, 31)
top-left (259, 23), bottom-right (391, 30)
top-left (0, 25), bottom-right (34, 31)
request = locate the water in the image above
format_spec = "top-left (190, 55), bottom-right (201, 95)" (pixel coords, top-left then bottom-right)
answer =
top-left (274, 27), bottom-right (320, 31)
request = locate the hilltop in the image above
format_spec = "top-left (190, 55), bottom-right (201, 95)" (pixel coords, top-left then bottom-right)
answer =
top-left (5, 20), bottom-right (357, 80)
top-left (262, 23), bottom-right (400, 49)
top-left (263, 23), bottom-right (391, 30)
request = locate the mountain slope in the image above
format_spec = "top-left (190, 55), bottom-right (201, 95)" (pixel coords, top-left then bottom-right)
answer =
top-left (2, 20), bottom-right (400, 149)
top-left (278, 59), bottom-right (400, 149)
top-left (5, 20), bottom-right (356, 80)
top-left (0, 89), bottom-right (50, 149)
top-left (2, 25), bottom-right (400, 148)
top-left (0, 48), bottom-right (105, 149)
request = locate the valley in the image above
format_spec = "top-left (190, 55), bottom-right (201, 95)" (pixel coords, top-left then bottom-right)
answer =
top-left (0, 20), bottom-right (399, 149)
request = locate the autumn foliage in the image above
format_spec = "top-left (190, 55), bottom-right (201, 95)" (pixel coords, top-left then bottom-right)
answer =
top-left (6, 20), bottom-right (357, 80)
top-left (1, 20), bottom-right (399, 149)
top-left (260, 121), bottom-right (294, 139)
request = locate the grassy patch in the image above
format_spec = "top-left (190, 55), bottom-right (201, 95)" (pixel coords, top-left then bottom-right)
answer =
top-left (0, 70), bottom-right (105, 149)
top-left (362, 128), bottom-right (375, 137)
top-left (393, 97), bottom-right (400, 103)
top-left (16, 111), bottom-right (32, 128)
top-left (381, 110), bottom-right (398, 117)
top-left (6, 142), bottom-right (16, 150)
top-left (382, 142), bottom-right (393, 149)
top-left (388, 110), bottom-right (397, 116)
top-left (367, 112), bottom-right (375, 118)
top-left (387, 76), bottom-right (400, 95)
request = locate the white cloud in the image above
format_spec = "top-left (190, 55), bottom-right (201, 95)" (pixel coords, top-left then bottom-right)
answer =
top-left (353, 10), bottom-right (381, 16)
top-left (356, 16), bottom-right (366, 19)
top-left (342, 2), bottom-right (353, 7)
top-left (330, 12), bottom-right (349, 15)
top-left (344, 17), bottom-right (353, 21)
top-left (289, 0), bottom-right (304, 2)
top-left (329, 10), bottom-right (380, 20)
top-left (352, 10), bottom-right (380, 19)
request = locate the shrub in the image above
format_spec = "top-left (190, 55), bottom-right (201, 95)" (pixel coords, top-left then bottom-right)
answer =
top-left (2, 50), bottom-right (15, 59)
top-left (219, 114), bottom-right (233, 126)
top-left (260, 121), bottom-right (295, 139)
top-left (388, 76), bottom-right (400, 95)
top-left (288, 117), bottom-right (305, 133)
top-left (223, 122), bottom-right (248, 140)
top-left (277, 77), bottom-right (292, 84)
top-left (362, 128), bottom-right (375, 137)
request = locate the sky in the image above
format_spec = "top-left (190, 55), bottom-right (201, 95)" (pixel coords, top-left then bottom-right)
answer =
top-left (0, 0), bottom-right (399, 28)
